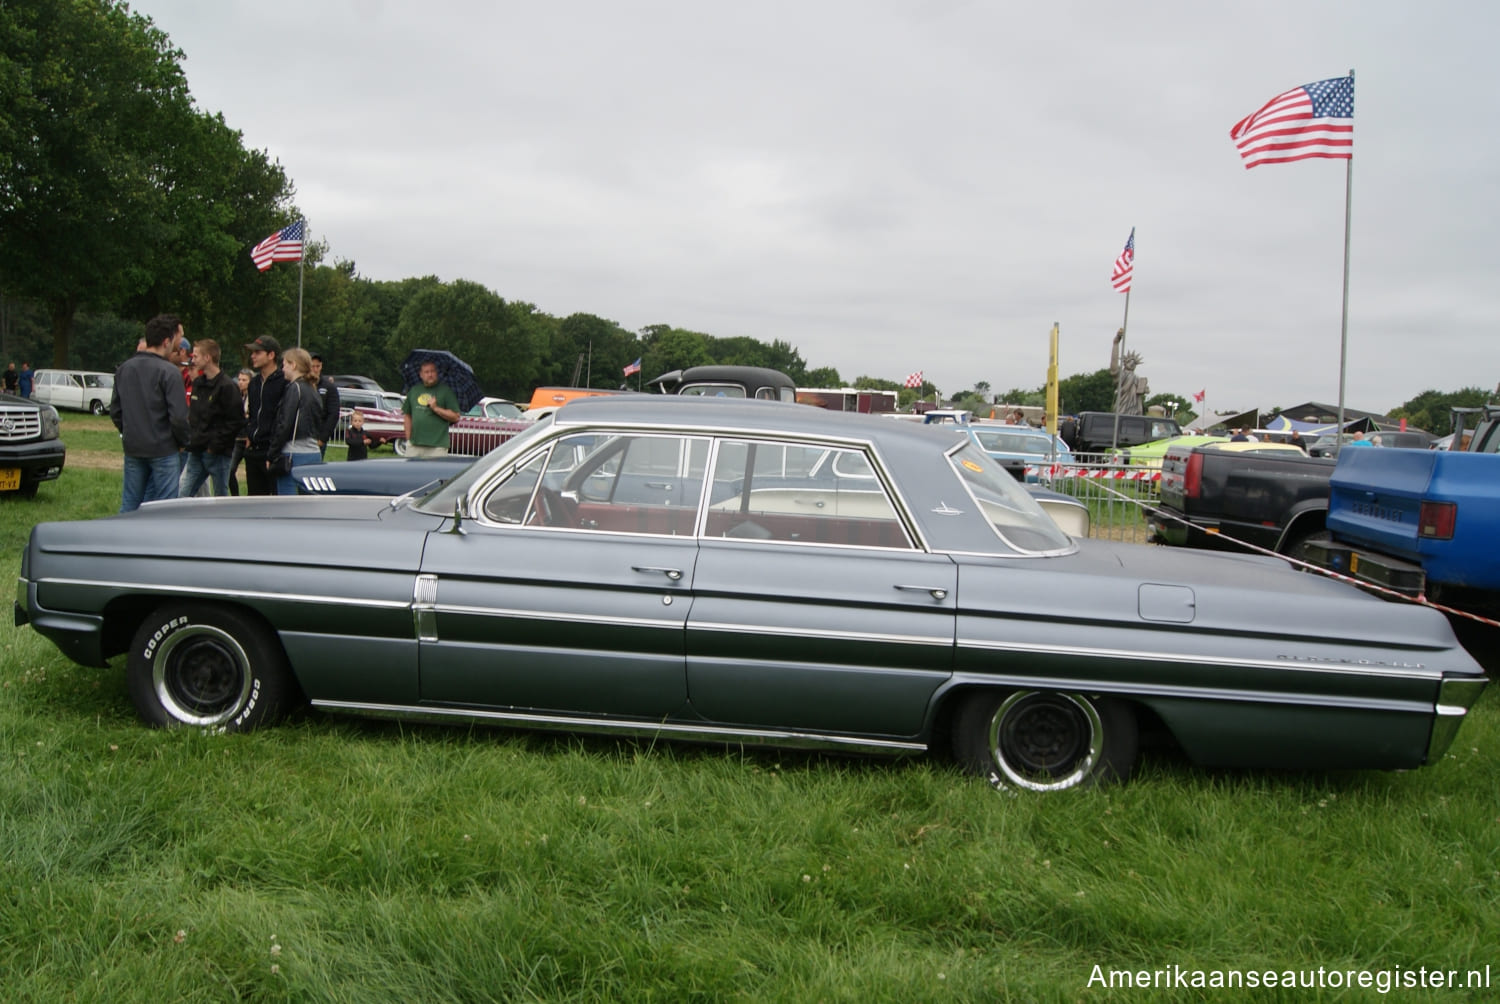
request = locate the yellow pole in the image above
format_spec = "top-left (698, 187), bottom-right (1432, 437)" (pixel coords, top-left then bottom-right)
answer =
top-left (1045, 323), bottom-right (1059, 436)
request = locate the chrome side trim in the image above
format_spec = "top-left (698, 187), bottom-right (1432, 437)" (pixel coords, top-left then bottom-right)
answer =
top-left (433, 604), bottom-right (687, 631)
top-left (690, 619), bottom-right (951, 647)
top-left (310, 699), bottom-right (928, 756)
top-left (34, 577), bottom-right (411, 611)
top-left (414, 574), bottom-right (439, 642)
top-left (944, 671), bottom-right (1433, 714)
top-left (1426, 677), bottom-right (1489, 761)
top-left (959, 636), bottom-right (1447, 681)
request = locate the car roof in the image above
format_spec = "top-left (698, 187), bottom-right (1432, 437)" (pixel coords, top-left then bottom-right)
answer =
top-left (553, 394), bottom-right (961, 448)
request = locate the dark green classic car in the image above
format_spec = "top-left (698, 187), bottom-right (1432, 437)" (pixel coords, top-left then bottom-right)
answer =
top-left (15, 396), bottom-right (1488, 792)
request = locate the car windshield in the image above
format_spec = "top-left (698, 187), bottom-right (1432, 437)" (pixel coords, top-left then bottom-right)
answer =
top-left (414, 415), bottom-right (558, 514)
top-left (947, 441), bottom-right (1073, 553)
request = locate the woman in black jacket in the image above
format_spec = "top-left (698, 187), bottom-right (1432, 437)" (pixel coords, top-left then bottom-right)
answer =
top-left (270, 347), bottom-right (326, 495)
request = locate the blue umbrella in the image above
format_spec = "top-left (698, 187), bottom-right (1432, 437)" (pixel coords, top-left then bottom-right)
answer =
top-left (399, 349), bottom-right (482, 412)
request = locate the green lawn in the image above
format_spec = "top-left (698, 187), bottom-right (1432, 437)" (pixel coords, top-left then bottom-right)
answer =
top-left (2, 427), bottom-right (1496, 1001)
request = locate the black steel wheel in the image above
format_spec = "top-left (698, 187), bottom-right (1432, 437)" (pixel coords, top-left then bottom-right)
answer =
top-left (954, 690), bottom-right (1137, 792)
top-left (127, 604), bottom-right (296, 731)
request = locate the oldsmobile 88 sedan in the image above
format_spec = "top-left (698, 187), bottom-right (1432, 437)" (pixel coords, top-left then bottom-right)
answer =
top-left (15, 396), bottom-right (1487, 792)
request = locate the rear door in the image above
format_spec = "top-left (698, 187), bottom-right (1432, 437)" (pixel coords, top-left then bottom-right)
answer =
top-left (687, 439), bottom-right (956, 738)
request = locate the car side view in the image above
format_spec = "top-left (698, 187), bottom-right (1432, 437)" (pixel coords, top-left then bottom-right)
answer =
top-left (15, 396), bottom-right (1487, 792)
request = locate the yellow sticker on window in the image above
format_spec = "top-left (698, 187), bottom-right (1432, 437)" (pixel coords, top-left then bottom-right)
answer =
top-left (961, 459), bottom-right (983, 472)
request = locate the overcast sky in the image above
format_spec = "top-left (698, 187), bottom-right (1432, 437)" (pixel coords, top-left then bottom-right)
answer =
top-left (131, 0), bottom-right (1498, 414)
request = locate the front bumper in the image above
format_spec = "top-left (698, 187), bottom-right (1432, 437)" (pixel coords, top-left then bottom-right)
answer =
top-left (0, 440), bottom-right (67, 491)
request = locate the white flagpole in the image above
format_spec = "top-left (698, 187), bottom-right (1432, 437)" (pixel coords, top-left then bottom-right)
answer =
top-left (295, 218), bottom-right (307, 349)
top-left (1334, 70), bottom-right (1355, 440)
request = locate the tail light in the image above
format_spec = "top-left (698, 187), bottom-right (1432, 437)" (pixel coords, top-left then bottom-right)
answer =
top-left (1183, 452), bottom-right (1204, 499)
top-left (1418, 501), bottom-right (1456, 539)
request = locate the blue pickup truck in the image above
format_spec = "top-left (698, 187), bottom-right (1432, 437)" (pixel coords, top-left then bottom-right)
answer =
top-left (1307, 408), bottom-right (1500, 613)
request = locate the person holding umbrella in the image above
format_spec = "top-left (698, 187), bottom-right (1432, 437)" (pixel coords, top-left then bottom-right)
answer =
top-left (402, 359), bottom-right (461, 456)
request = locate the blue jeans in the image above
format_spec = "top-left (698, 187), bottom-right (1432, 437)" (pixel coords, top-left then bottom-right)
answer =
top-left (180, 451), bottom-right (233, 497)
top-left (276, 452), bottom-right (321, 495)
top-left (121, 454), bottom-right (182, 513)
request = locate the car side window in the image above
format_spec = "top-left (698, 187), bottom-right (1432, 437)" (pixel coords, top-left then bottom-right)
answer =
top-left (492, 433), bottom-right (706, 536)
top-left (705, 439), bottom-right (912, 549)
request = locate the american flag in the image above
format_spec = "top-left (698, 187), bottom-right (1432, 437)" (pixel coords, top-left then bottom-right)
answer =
top-left (1229, 76), bottom-right (1354, 170)
top-left (1111, 229), bottom-right (1134, 293)
top-left (903, 370), bottom-right (923, 389)
top-left (623, 358), bottom-right (641, 377)
top-left (251, 221), bottom-right (306, 271)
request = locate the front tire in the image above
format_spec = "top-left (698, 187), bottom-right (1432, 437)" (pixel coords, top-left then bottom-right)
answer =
top-left (953, 690), bottom-right (1137, 792)
top-left (127, 604), bottom-right (297, 731)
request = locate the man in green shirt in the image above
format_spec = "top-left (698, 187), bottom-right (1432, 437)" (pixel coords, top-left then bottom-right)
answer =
top-left (402, 361), bottom-right (461, 457)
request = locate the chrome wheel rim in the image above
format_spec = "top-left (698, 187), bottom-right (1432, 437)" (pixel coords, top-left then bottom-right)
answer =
top-left (989, 691), bottom-right (1102, 791)
top-left (153, 624), bottom-right (253, 727)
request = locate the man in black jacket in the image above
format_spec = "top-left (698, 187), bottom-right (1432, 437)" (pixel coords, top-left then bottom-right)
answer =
top-left (309, 352), bottom-right (341, 457)
top-left (241, 334), bottom-right (287, 496)
top-left (109, 314), bottom-right (190, 512)
top-left (179, 338), bottom-right (243, 497)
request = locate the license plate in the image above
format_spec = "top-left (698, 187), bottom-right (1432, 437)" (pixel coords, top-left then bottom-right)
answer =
top-left (0, 468), bottom-right (20, 491)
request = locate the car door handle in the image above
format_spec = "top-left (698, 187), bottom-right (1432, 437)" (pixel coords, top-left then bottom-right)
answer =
top-left (895, 584), bottom-right (949, 601)
top-left (632, 565), bottom-right (684, 581)
top-left (644, 481), bottom-right (675, 490)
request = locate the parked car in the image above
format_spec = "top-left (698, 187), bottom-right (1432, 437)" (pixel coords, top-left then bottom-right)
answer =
top-left (30, 369), bottom-right (115, 415)
top-left (331, 375), bottom-right (384, 391)
top-left (0, 391), bottom-right (66, 496)
top-left (466, 397), bottom-right (525, 421)
top-left (16, 397), bottom-right (1485, 792)
top-left (964, 424), bottom-right (1074, 482)
top-left (1061, 412), bottom-right (1183, 458)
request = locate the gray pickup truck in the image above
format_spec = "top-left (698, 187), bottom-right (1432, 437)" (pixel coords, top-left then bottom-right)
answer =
top-left (1148, 440), bottom-right (1335, 557)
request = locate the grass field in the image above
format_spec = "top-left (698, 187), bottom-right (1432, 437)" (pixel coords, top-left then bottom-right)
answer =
top-left (2, 417), bottom-right (1496, 1001)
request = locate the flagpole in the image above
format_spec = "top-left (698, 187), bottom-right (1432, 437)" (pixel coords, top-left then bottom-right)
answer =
top-left (295, 218), bottom-right (307, 348)
top-left (1334, 70), bottom-right (1355, 441)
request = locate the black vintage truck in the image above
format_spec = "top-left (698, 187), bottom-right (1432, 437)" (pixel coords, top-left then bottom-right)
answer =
top-left (1147, 440), bottom-right (1336, 558)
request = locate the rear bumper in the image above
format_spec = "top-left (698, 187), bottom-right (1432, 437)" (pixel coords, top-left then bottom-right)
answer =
top-left (1304, 539), bottom-right (1425, 596)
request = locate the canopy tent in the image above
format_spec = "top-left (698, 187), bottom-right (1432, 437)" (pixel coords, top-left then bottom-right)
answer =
top-left (1261, 414), bottom-right (1377, 437)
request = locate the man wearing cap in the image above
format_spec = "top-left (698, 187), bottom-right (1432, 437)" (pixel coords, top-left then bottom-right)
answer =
top-left (241, 335), bottom-right (287, 495)
top-left (108, 314), bottom-right (190, 512)
top-left (309, 352), bottom-right (341, 458)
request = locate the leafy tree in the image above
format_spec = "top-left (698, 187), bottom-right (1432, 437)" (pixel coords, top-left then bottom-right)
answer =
top-left (544, 313), bottom-right (634, 389)
top-left (1389, 387), bottom-right (1493, 437)
top-left (1057, 368), bottom-right (1116, 414)
top-left (387, 279), bottom-right (545, 399)
top-left (803, 366), bottom-right (842, 387)
top-left (0, 1), bottom-right (295, 365)
top-left (640, 327), bottom-right (713, 374)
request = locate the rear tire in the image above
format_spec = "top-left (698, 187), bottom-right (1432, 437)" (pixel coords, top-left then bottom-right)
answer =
top-left (953, 690), bottom-right (1137, 792)
top-left (89, 399), bottom-right (106, 415)
top-left (127, 603), bottom-right (297, 732)
top-left (393, 438), bottom-right (409, 456)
